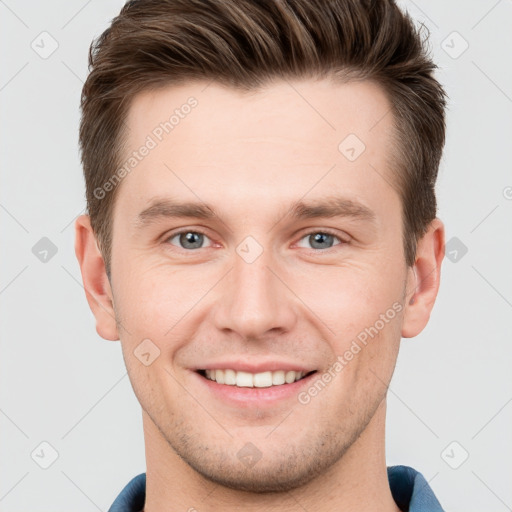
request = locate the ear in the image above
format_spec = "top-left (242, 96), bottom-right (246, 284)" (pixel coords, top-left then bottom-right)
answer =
top-left (401, 218), bottom-right (445, 338)
top-left (74, 214), bottom-right (119, 341)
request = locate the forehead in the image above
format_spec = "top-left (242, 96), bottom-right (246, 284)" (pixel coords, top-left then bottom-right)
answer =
top-left (115, 78), bottom-right (398, 224)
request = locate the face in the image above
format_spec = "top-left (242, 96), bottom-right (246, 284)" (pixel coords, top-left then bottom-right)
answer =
top-left (80, 78), bottom-right (435, 492)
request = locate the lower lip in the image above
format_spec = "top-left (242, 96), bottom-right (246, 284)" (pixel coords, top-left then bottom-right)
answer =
top-left (192, 371), bottom-right (317, 408)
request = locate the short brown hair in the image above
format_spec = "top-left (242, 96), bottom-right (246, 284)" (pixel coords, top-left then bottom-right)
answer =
top-left (79, 0), bottom-right (447, 278)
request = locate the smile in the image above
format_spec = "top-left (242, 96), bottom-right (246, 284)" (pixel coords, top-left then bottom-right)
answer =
top-left (197, 369), bottom-right (316, 388)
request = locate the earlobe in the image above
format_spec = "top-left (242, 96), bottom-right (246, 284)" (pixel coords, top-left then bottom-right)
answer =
top-left (74, 215), bottom-right (119, 341)
top-left (401, 218), bottom-right (445, 338)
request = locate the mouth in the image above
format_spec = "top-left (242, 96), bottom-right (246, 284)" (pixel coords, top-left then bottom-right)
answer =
top-left (196, 368), bottom-right (317, 388)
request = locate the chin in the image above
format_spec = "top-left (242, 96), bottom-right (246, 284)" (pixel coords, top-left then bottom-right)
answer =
top-left (187, 457), bottom-right (327, 493)
top-left (167, 431), bottom-right (354, 494)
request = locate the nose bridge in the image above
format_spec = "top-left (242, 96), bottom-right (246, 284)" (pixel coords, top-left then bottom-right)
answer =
top-left (213, 241), bottom-right (296, 339)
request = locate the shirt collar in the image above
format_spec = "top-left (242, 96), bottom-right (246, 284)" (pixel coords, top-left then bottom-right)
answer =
top-left (387, 465), bottom-right (445, 511)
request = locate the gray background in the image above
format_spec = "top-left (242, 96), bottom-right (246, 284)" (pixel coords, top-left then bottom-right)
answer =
top-left (1, 0), bottom-right (511, 510)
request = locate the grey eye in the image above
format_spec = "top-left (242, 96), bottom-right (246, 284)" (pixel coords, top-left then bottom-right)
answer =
top-left (168, 231), bottom-right (212, 250)
top-left (297, 232), bottom-right (342, 250)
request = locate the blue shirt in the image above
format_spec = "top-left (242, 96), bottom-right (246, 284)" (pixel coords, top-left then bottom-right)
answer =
top-left (108, 465), bottom-right (445, 511)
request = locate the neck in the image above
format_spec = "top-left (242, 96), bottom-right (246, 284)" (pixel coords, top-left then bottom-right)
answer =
top-left (142, 398), bottom-right (400, 512)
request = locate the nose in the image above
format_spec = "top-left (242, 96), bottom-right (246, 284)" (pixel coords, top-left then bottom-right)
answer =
top-left (212, 245), bottom-right (298, 341)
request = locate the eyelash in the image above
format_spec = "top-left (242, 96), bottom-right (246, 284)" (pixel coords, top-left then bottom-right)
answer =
top-left (163, 228), bottom-right (349, 253)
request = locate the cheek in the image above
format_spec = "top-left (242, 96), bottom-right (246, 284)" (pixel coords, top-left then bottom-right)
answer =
top-left (114, 261), bottom-right (204, 336)
top-left (295, 264), bottom-right (405, 392)
top-left (121, 355), bottom-right (168, 420)
top-left (287, 261), bottom-right (405, 338)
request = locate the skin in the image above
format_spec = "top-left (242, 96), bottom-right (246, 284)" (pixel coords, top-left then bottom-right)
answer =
top-left (75, 78), bottom-right (445, 512)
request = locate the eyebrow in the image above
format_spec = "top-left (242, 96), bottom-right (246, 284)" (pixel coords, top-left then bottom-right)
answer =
top-left (135, 195), bottom-right (377, 229)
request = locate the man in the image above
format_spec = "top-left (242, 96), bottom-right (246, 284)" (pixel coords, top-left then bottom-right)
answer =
top-left (74, 0), bottom-right (447, 510)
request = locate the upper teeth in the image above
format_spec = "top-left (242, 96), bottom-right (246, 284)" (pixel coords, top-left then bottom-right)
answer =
top-left (204, 369), bottom-right (306, 388)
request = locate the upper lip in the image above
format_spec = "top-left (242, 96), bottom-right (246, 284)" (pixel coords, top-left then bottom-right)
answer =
top-left (194, 360), bottom-right (317, 374)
